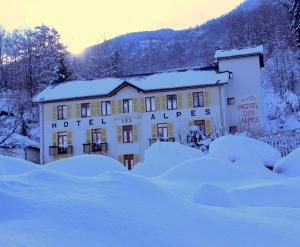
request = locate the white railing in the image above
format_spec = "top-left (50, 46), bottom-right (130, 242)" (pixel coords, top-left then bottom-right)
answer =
top-left (256, 128), bottom-right (300, 157)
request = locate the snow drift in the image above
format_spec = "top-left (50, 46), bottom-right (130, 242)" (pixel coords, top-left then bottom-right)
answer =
top-left (133, 141), bottom-right (203, 177)
top-left (274, 148), bottom-right (300, 177)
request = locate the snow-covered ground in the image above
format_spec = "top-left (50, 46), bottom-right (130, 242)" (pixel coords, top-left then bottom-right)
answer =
top-left (0, 136), bottom-right (300, 246)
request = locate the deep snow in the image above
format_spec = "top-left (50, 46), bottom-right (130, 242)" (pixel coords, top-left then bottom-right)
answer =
top-left (0, 136), bottom-right (299, 246)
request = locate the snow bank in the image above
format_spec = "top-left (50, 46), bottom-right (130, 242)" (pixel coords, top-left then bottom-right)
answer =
top-left (0, 155), bottom-right (38, 175)
top-left (0, 170), bottom-right (299, 247)
top-left (230, 179), bottom-right (300, 208)
top-left (207, 136), bottom-right (281, 177)
top-left (133, 142), bottom-right (203, 177)
top-left (44, 154), bottom-right (125, 177)
top-left (274, 148), bottom-right (300, 177)
top-left (155, 157), bottom-right (252, 197)
top-left (190, 184), bottom-right (237, 207)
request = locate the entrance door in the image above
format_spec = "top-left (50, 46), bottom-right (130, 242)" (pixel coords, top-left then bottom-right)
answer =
top-left (123, 154), bottom-right (134, 170)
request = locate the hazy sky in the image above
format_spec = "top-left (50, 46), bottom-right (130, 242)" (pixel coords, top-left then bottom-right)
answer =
top-left (0, 0), bottom-right (244, 54)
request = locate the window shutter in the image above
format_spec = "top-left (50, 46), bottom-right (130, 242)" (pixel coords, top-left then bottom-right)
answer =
top-left (118, 155), bottom-right (124, 164)
top-left (167, 123), bottom-right (174, 137)
top-left (188, 120), bottom-right (194, 127)
top-left (151, 124), bottom-right (157, 137)
top-left (134, 154), bottom-right (139, 164)
top-left (204, 91), bottom-right (210, 107)
top-left (110, 100), bottom-right (115, 114)
top-left (155, 97), bottom-right (160, 111)
top-left (67, 132), bottom-right (72, 145)
top-left (133, 125), bottom-right (138, 142)
top-left (140, 97), bottom-right (145, 112)
top-left (187, 93), bottom-right (193, 108)
top-left (52, 132), bottom-right (57, 146)
top-left (86, 129), bottom-right (91, 144)
top-left (76, 104), bottom-right (81, 118)
top-left (205, 119), bottom-right (212, 135)
top-left (91, 102), bottom-right (95, 116)
top-left (178, 93), bottom-right (183, 109)
top-left (101, 128), bottom-right (107, 142)
top-left (133, 98), bottom-right (138, 112)
top-left (52, 106), bottom-right (57, 121)
top-left (117, 126), bottom-right (122, 144)
top-left (161, 95), bottom-right (166, 110)
top-left (95, 102), bottom-right (101, 116)
top-left (67, 105), bottom-right (72, 119)
top-left (118, 100), bottom-right (123, 113)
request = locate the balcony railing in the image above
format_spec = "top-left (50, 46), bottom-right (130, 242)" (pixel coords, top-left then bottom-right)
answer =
top-left (149, 137), bottom-right (175, 146)
top-left (83, 143), bottom-right (108, 154)
top-left (49, 145), bottom-right (73, 156)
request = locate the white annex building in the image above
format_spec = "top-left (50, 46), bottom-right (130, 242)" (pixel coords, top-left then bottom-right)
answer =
top-left (34, 46), bottom-right (265, 169)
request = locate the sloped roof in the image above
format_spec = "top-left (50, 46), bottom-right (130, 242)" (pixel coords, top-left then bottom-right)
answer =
top-left (34, 69), bottom-right (230, 103)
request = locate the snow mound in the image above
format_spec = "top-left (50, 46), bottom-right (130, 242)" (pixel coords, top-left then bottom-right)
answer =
top-left (0, 170), bottom-right (299, 246)
top-left (230, 180), bottom-right (300, 208)
top-left (45, 155), bottom-right (125, 177)
top-left (133, 142), bottom-right (203, 177)
top-left (190, 184), bottom-right (237, 207)
top-left (0, 155), bottom-right (38, 175)
top-left (207, 136), bottom-right (281, 177)
top-left (159, 157), bottom-right (250, 184)
top-left (155, 157), bottom-right (252, 197)
top-left (274, 148), bottom-right (300, 177)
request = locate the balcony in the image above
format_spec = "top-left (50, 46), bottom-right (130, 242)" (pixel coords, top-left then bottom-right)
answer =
top-left (83, 143), bottom-right (108, 154)
top-left (149, 137), bottom-right (175, 146)
top-left (49, 145), bottom-right (73, 156)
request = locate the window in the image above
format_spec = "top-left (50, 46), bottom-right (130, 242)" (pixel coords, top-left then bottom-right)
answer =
top-left (167, 95), bottom-right (177, 110)
top-left (123, 125), bottom-right (133, 143)
top-left (101, 101), bottom-right (111, 116)
top-left (157, 123), bottom-right (168, 138)
top-left (57, 105), bottom-right (67, 120)
top-left (193, 92), bottom-right (204, 107)
top-left (81, 103), bottom-right (91, 117)
top-left (123, 154), bottom-right (134, 170)
top-left (58, 132), bottom-right (68, 147)
top-left (229, 126), bottom-right (237, 134)
top-left (145, 97), bottom-right (156, 112)
top-left (123, 99), bottom-right (133, 113)
top-left (92, 129), bottom-right (102, 144)
top-left (194, 120), bottom-right (206, 133)
top-left (227, 98), bottom-right (235, 105)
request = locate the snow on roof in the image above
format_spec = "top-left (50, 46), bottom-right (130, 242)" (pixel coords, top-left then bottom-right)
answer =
top-left (215, 45), bottom-right (263, 59)
top-left (33, 69), bottom-right (229, 102)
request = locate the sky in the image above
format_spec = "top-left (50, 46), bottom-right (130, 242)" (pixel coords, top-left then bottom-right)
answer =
top-left (0, 0), bottom-right (244, 54)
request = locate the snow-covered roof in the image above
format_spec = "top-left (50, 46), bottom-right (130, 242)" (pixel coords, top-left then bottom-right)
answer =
top-left (215, 45), bottom-right (263, 60)
top-left (34, 69), bottom-right (229, 102)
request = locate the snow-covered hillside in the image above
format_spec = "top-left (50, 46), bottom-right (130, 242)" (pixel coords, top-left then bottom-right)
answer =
top-left (0, 137), bottom-right (300, 246)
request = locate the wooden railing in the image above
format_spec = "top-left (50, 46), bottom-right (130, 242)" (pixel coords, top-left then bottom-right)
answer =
top-left (256, 128), bottom-right (300, 157)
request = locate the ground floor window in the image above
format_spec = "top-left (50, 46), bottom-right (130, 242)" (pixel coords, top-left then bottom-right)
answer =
top-left (194, 120), bottom-right (206, 134)
top-left (230, 126), bottom-right (237, 134)
top-left (157, 123), bottom-right (168, 138)
top-left (92, 128), bottom-right (102, 144)
top-left (123, 154), bottom-right (134, 170)
top-left (58, 132), bottom-right (68, 147)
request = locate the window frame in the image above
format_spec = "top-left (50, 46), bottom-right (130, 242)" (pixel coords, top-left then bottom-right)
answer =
top-left (157, 123), bottom-right (168, 138)
top-left (58, 131), bottom-right (68, 148)
top-left (57, 105), bottom-right (67, 120)
top-left (145, 96), bottom-right (156, 112)
top-left (122, 125), bottom-right (133, 143)
top-left (91, 128), bottom-right (102, 144)
top-left (193, 92), bottom-right (204, 108)
top-left (81, 103), bottom-right (91, 118)
top-left (166, 94), bottom-right (177, 110)
top-left (101, 101), bottom-right (111, 116)
top-left (227, 97), bottom-right (235, 105)
top-left (123, 99), bottom-right (133, 113)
